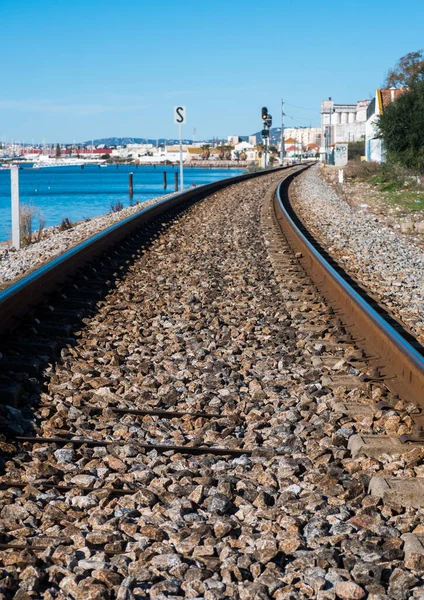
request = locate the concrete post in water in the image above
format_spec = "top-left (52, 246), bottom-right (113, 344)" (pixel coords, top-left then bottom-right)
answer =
top-left (11, 165), bottom-right (20, 250)
top-left (174, 172), bottom-right (178, 191)
top-left (129, 172), bottom-right (133, 198)
top-left (163, 171), bottom-right (167, 189)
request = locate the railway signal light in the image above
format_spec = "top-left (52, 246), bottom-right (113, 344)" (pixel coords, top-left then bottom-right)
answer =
top-left (262, 107), bottom-right (268, 120)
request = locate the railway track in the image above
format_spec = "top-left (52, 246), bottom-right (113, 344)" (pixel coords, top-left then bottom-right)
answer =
top-left (0, 165), bottom-right (423, 598)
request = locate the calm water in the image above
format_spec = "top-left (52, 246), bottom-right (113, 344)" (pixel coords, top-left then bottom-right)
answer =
top-left (0, 165), bottom-right (244, 242)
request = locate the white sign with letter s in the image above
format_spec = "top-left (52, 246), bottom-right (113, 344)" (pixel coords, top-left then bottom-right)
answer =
top-left (174, 106), bottom-right (186, 124)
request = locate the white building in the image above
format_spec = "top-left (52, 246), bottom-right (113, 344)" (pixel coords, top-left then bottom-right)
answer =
top-left (227, 135), bottom-right (240, 146)
top-left (365, 88), bottom-right (405, 162)
top-left (283, 137), bottom-right (302, 157)
top-left (112, 144), bottom-right (154, 160)
top-left (231, 141), bottom-right (257, 161)
top-left (321, 98), bottom-right (370, 150)
top-left (281, 127), bottom-right (322, 149)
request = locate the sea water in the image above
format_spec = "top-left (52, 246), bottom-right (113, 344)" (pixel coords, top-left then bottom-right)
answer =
top-left (0, 164), bottom-right (244, 242)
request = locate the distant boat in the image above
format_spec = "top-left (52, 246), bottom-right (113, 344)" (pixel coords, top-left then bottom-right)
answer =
top-left (0, 164), bottom-right (20, 169)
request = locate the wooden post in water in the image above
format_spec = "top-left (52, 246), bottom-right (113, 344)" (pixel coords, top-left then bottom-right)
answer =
top-left (11, 166), bottom-right (20, 250)
top-left (129, 172), bottom-right (133, 198)
top-left (174, 172), bottom-right (178, 191)
top-left (163, 171), bottom-right (167, 189)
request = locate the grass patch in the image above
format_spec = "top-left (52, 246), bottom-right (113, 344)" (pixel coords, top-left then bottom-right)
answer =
top-left (380, 181), bottom-right (399, 192)
top-left (343, 160), bottom-right (424, 213)
top-left (384, 190), bottom-right (424, 212)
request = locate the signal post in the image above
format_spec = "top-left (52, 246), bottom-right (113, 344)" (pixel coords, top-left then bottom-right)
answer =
top-left (261, 107), bottom-right (272, 168)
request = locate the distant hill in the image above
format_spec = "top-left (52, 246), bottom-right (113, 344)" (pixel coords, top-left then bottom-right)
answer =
top-left (82, 129), bottom-right (285, 148)
top-left (250, 127), bottom-right (283, 144)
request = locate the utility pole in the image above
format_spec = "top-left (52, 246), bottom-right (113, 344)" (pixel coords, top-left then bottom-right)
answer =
top-left (280, 98), bottom-right (285, 165)
top-left (261, 107), bottom-right (272, 168)
top-left (322, 97), bottom-right (335, 164)
top-left (11, 165), bottom-right (20, 250)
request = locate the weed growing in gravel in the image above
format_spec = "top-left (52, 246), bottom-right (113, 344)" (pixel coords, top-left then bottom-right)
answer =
top-left (59, 217), bottom-right (73, 231)
top-left (20, 202), bottom-right (45, 246)
top-left (110, 201), bottom-right (124, 213)
top-left (19, 203), bottom-right (36, 246)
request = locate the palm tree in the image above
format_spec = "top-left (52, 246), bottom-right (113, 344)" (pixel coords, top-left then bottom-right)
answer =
top-left (201, 145), bottom-right (211, 160)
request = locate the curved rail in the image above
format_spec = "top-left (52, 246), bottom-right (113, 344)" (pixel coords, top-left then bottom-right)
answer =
top-left (0, 165), bottom-right (291, 337)
top-left (274, 170), bottom-right (424, 409)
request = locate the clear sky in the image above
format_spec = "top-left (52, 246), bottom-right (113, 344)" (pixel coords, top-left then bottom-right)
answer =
top-left (1, 0), bottom-right (423, 143)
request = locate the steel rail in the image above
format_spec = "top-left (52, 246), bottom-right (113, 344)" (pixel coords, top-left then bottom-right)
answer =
top-left (0, 165), bottom-right (292, 337)
top-left (274, 170), bottom-right (424, 408)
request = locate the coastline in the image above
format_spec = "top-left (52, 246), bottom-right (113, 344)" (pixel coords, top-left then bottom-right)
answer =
top-left (0, 164), bottom-right (246, 246)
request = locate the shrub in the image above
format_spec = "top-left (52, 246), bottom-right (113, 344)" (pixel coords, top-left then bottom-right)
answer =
top-left (36, 211), bottom-right (46, 242)
top-left (110, 201), bottom-right (124, 213)
top-left (378, 80), bottom-right (424, 173)
top-left (245, 164), bottom-right (264, 173)
top-left (343, 160), bottom-right (381, 181)
top-left (348, 140), bottom-right (365, 161)
top-left (59, 217), bottom-right (73, 231)
top-left (20, 203), bottom-right (36, 246)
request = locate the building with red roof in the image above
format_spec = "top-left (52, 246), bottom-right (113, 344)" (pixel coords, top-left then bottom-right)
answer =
top-left (365, 88), bottom-right (407, 162)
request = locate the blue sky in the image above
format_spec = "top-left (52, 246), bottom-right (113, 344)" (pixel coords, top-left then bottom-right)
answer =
top-left (1, 0), bottom-right (423, 142)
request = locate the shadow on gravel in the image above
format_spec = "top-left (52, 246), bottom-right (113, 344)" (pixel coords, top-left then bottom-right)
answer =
top-left (0, 202), bottom-right (193, 476)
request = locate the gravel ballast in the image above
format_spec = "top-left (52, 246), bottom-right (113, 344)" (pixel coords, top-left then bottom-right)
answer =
top-left (1, 170), bottom-right (424, 598)
top-left (291, 166), bottom-right (424, 344)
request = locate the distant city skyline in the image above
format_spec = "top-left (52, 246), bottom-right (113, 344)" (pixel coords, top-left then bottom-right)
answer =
top-left (1, 0), bottom-right (423, 142)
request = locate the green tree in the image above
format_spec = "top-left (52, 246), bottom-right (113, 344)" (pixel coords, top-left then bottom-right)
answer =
top-left (385, 50), bottom-right (424, 88)
top-left (348, 139), bottom-right (365, 161)
top-left (55, 143), bottom-right (61, 158)
top-left (378, 80), bottom-right (424, 172)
